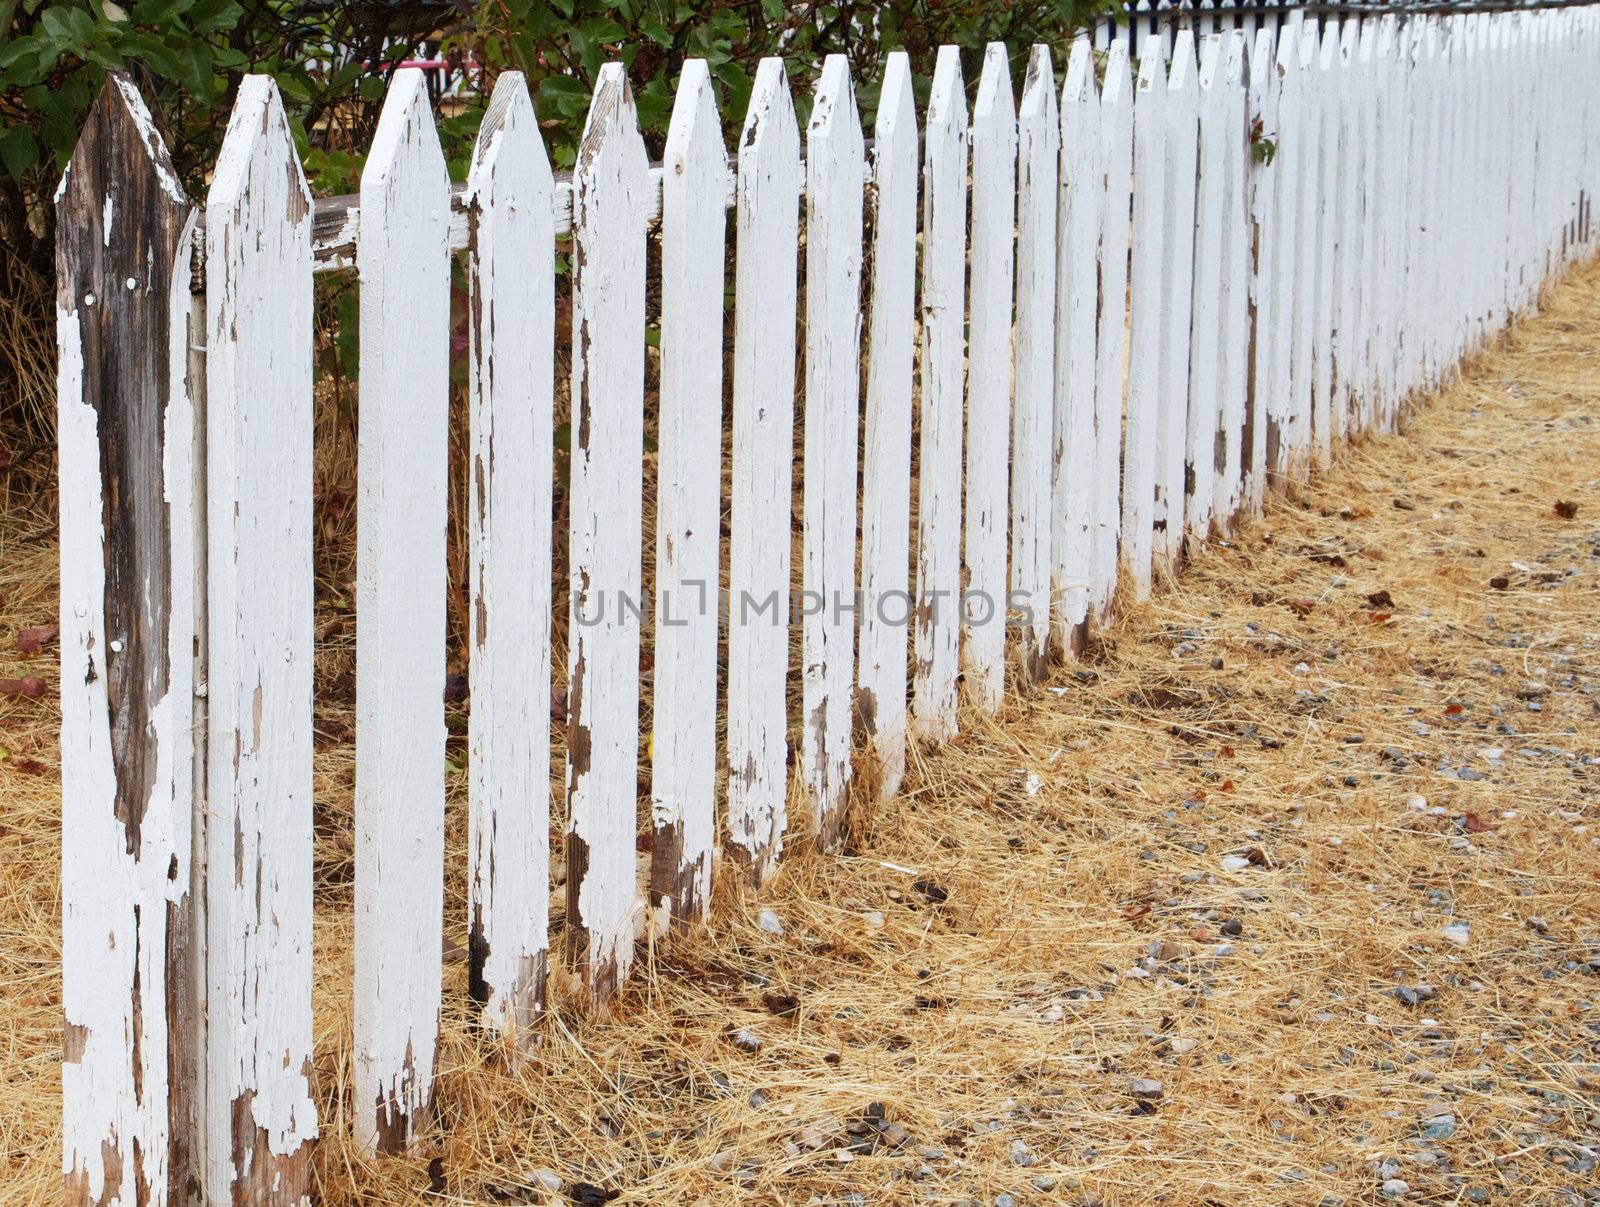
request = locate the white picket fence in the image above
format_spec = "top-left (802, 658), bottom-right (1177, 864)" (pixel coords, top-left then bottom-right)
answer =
top-left (57, 7), bottom-right (1600, 1203)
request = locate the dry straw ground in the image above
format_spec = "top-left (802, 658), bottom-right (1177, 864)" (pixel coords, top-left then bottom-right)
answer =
top-left (3, 259), bottom-right (1599, 1206)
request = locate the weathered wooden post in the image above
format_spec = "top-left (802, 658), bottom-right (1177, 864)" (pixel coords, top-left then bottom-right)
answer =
top-left (57, 74), bottom-right (203, 1206)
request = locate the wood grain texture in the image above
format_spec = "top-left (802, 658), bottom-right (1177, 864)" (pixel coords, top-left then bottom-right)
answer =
top-left (1283, 21), bottom-right (1320, 479)
top-left (354, 67), bottom-right (451, 1154)
top-left (1264, 25), bottom-right (1301, 484)
top-left (464, 71), bottom-right (554, 1047)
top-left (1122, 47), bottom-right (1165, 602)
top-left (803, 55), bottom-right (864, 850)
top-left (1155, 31), bottom-right (1198, 574)
top-left (203, 74), bottom-right (317, 1203)
top-left (726, 60), bottom-right (799, 883)
top-left (1092, 42), bottom-right (1133, 619)
top-left (566, 64), bottom-right (649, 1002)
top-left (857, 51), bottom-right (916, 799)
top-left (1012, 45), bottom-right (1058, 680)
top-left (963, 43), bottom-right (1015, 710)
top-left (57, 72), bottom-right (199, 1207)
top-left (1051, 35), bottom-right (1101, 652)
top-left (912, 47), bottom-right (967, 742)
top-left (1332, 18), bottom-right (1363, 444)
top-left (653, 61), bottom-right (728, 926)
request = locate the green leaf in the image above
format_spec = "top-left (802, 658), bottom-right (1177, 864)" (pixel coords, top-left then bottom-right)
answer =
top-left (0, 126), bottom-right (38, 178)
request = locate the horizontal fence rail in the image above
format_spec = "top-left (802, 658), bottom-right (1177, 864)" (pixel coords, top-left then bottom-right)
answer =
top-left (57, 5), bottom-right (1600, 1202)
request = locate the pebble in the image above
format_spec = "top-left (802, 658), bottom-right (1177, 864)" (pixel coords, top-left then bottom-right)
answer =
top-left (1130, 1078), bottom-right (1165, 1100)
top-left (1010, 1139), bottom-right (1036, 1167)
top-left (879, 1122), bottom-right (910, 1147)
top-left (756, 909), bottom-right (784, 935)
top-left (1170, 1037), bottom-right (1200, 1054)
top-left (1442, 921), bottom-right (1471, 947)
top-left (730, 1028), bottom-right (762, 1052)
top-left (1381, 1178), bottom-right (1410, 1198)
top-left (1221, 918), bottom-right (1244, 937)
top-left (995, 1195), bottom-right (1018, 1207)
top-left (1032, 1174), bottom-right (1058, 1191)
top-left (533, 1169), bottom-right (564, 1192)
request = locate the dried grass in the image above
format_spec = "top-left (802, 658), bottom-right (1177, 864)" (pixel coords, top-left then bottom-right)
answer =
top-left (4, 257), bottom-right (1599, 1205)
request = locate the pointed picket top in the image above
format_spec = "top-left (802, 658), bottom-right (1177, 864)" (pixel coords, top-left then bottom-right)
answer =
top-left (463, 70), bottom-right (554, 1053)
top-left (1064, 31), bottom-right (1096, 109)
top-left (1170, 26), bottom-right (1198, 95)
top-left (974, 41), bottom-right (1015, 132)
top-left (808, 52), bottom-right (863, 159)
top-left (913, 43), bottom-right (968, 743)
top-left (1102, 36), bottom-right (1132, 108)
top-left (1021, 43), bottom-right (1058, 122)
top-left (740, 56), bottom-right (801, 168)
top-left (58, 70), bottom-right (197, 1207)
top-left (366, 67), bottom-right (447, 198)
top-left (654, 57), bottom-right (727, 928)
top-left (1198, 28), bottom-right (1223, 92)
top-left (1136, 37), bottom-right (1165, 98)
top-left (204, 71), bottom-right (319, 1205)
top-left (1320, 12), bottom-right (1341, 69)
top-left (858, 48), bottom-right (917, 799)
top-left (468, 69), bottom-right (553, 201)
top-left (664, 58), bottom-right (728, 193)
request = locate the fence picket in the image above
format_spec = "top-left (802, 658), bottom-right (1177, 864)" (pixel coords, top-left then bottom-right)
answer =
top-left (1123, 47), bottom-right (1166, 601)
top-left (1285, 20), bottom-right (1321, 476)
top-left (1266, 25), bottom-right (1302, 481)
top-left (464, 71), bottom-right (554, 1044)
top-left (1013, 44), bottom-right (1058, 679)
top-left (858, 51), bottom-right (917, 799)
top-left (1155, 30), bottom-right (1198, 573)
top-left (1244, 27), bottom-right (1279, 515)
top-left (914, 47), bottom-right (968, 741)
top-left (1310, 21), bottom-right (1342, 465)
top-left (653, 61), bottom-right (728, 926)
top-left (566, 64), bottom-right (649, 1001)
top-left (57, 74), bottom-right (199, 1206)
top-left (1186, 33), bottom-right (1226, 544)
top-left (1211, 30), bottom-right (1252, 532)
top-left (1052, 34), bottom-right (1101, 654)
top-left (1333, 18), bottom-right (1363, 442)
top-left (1093, 42), bottom-right (1134, 616)
top-left (727, 60), bottom-right (800, 883)
top-left (803, 56), bottom-right (864, 850)
top-left (963, 44), bottom-right (1016, 709)
top-left (354, 67), bottom-right (450, 1153)
top-left (204, 74), bottom-right (318, 1198)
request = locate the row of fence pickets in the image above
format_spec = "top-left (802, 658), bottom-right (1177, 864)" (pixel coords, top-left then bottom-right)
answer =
top-left (56, 6), bottom-right (1599, 1204)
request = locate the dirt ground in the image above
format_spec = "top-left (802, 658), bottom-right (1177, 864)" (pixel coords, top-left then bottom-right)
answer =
top-left (4, 258), bottom-right (1599, 1206)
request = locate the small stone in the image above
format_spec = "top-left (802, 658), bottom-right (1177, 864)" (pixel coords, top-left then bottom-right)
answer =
top-left (1442, 922), bottom-right (1471, 947)
top-left (730, 1028), bottom-right (762, 1052)
top-left (1010, 1139), bottom-right (1036, 1167)
top-left (756, 909), bottom-right (784, 935)
top-left (995, 1195), bottom-right (1018, 1207)
top-left (833, 1148), bottom-right (855, 1164)
top-left (1345, 732), bottom-right (1366, 744)
top-left (879, 1121), bottom-right (910, 1148)
top-left (533, 1169), bottom-right (564, 1192)
top-left (1420, 1112), bottom-right (1456, 1140)
top-left (1032, 1174), bottom-right (1058, 1192)
top-left (1170, 1037), bottom-right (1200, 1054)
top-left (912, 1165), bottom-right (934, 1181)
top-left (1130, 1078), bottom-right (1165, 1100)
top-left (1221, 918), bottom-right (1244, 937)
top-left (1381, 1178), bottom-right (1410, 1198)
